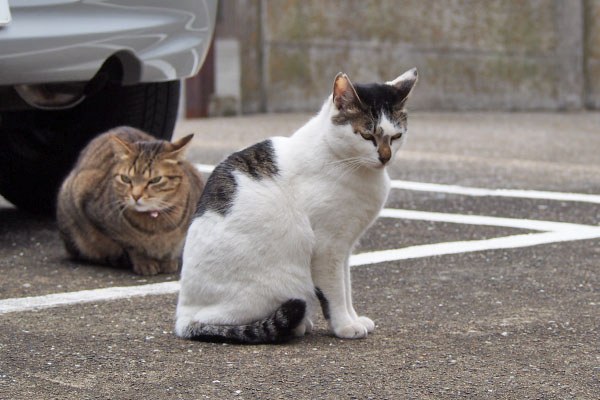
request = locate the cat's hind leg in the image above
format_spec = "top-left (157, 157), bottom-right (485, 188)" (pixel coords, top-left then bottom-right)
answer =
top-left (293, 317), bottom-right (314, 337)
top-left (57, 210), bottom-right (126, 267)
top-left (57, 171), bottom-right (126, 266)
top-left (62, 227), bottom-right (126, 267)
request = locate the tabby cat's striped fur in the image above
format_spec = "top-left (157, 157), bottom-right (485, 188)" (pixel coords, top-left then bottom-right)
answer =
top-left (57, 126), bottom-right (203, 275)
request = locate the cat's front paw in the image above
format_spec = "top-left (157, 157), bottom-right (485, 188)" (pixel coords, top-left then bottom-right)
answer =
top-left (357, 316), bottom-right (375, 333)
top-left (333, 322), bottom-right (368, 339)
top-left (160, 259), bottom-right (180, 274)
top-left (132, 261), bottom-right (161, 276)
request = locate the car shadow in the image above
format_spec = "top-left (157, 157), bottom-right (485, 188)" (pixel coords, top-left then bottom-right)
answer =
top-left (0, 205), bottom-right (56, 233)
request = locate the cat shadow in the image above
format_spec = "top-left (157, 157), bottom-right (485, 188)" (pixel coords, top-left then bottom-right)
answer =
top-left (59, 252), bottom-right (181, 282)
top-left (0, 205), bottom-right (179, 279)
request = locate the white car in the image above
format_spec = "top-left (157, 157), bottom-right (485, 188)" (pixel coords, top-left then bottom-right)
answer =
top-left (0, 0), bottom-right (217, 212)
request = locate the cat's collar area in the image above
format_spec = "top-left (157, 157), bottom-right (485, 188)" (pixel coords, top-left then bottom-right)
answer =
top-left (147, 206), bottom-right (175, 218)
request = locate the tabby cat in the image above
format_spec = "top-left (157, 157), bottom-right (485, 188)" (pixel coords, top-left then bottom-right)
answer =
top-left (175, 68), bottom-right (418, 343)
top-left (57, 126), bottom-right (204, 275)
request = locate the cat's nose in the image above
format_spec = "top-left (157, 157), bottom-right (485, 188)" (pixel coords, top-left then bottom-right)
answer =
top-left (132, 193), bottom-right (142, 202)
top-left (378, 144), bottom-right (391, 165)
top-left (378, 155), bottom-right (391, 165)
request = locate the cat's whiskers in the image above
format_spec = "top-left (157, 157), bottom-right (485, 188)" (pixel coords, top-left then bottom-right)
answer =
top-left (341, 161), bottom-right (367, 181)
top-left (326, 156), bottom-right (363, 167)
top-left (151, 199), bottom-right (178, 226)
top-left (329, 158), bottom-right (361, 180)
top-left (326, 158), bottom-right (360, 175)
top-left (327, 156), bottom-right (374, 184)
top-left (115, 202), bottom-right (129, 223)
top-left (330, 155), bottom-right (377, 167)
top-left (99, 199), bottom-right (127, 221)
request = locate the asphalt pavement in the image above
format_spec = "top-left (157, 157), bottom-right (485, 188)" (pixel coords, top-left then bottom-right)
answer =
top-left (1, 112), bottom-right (599, 399)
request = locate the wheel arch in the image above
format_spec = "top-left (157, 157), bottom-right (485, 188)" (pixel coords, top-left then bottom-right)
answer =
top-left (110, 51), bottom-right (143, 86)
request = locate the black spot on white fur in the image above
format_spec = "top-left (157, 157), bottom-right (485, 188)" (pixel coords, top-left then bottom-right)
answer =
top-left (315, 287), bottom-right (330, 320)
top-left (194, 162), bottom-right (237, 216)
top-left (353, 83), bottom-right (407, 123)
top-left (227, 139), bottom-right (279, 179)
top-left (195, 140), bottom-right (278, 216)
top-left (182, 299), bottom-right (306, 344)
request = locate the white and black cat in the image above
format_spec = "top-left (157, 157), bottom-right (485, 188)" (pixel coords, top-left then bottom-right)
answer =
top-left (175, 68), bottom-right (418, 343)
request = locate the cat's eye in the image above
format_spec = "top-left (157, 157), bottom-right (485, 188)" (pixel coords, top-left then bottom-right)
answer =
top-left (120, 174), bottom-right (132, 184)
top-left (148, 176), bottom-right (162, 184)
top-left (391, 133), bottom-right (403, 141)
top-left (360, 131), bottom-right (377, 147)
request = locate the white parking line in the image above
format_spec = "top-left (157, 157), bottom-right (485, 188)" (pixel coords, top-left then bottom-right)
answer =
top-left (378, 209), bottom-right (595, 232)
top-left (390, 180), bottom-right (600, 204)
top-left (195, 163), bottom-right (215, 173)
top-left (1, 164), bottom-right (598, 315)
top-left (0, 282), bottom-right (180, 315)
top-left (350, 229), bottom-right (600, 267)
top-left (359, 208), bottom-right (600, 265)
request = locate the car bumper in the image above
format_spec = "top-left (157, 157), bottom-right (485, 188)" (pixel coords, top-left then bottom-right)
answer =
top-left (0, 0), bottom-right (217, 85)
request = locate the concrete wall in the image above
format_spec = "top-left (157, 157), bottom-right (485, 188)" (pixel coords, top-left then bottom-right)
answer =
top-left (585, 0), bottom-right (600, 108)
top-left (223, 0), bottom-right (595, 113)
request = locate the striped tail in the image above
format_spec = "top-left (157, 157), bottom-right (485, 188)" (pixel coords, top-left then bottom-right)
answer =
top-left (183, 299), bottom-right (306, 344)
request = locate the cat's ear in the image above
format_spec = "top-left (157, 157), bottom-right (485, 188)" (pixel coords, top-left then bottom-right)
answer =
top-left (333, 72), bottom-right (363, 111)
top-left (109, 134), bottom-right (136, 159)
top-left (162, 134), bottom-right (194, 162)
top-left (387, 67), bottom-right (418, 102)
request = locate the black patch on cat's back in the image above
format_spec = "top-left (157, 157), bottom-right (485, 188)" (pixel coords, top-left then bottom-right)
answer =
top-left (194, 164), bottom-right (237, 216)
top-left (226, 139), bottom-right (279, 179)
top-left (196, 140), bottom-right (279, 216)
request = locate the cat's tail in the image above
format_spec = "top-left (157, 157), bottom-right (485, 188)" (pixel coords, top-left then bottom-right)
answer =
top-left (181, 299), bottom-right (306, 344)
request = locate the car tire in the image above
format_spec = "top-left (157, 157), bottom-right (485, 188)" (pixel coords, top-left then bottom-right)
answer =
top-left (0, 80), bottom-right (181, 214)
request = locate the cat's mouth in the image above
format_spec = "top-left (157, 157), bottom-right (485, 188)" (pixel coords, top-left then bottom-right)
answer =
top-left (129, 203), bottom-right (151, 212)
top-left (367, 160), bottom-right (387, 170)
top-left (131, 203), bottom-right (173, 218)
top-left (128, 202), bottom-right (162, 214)
top-left (132, 206), bottom-right (161, 218)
